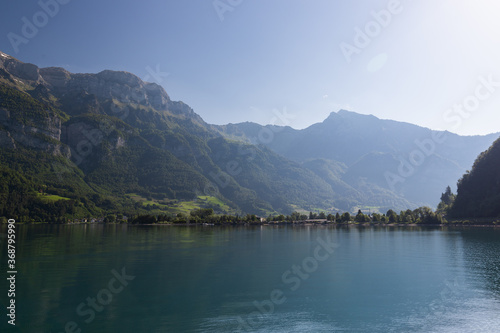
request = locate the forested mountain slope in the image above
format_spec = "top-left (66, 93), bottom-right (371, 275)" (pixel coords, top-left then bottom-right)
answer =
top-left (451, 136), bottom-right (500, 218)
top-left (0, 51), bottom-right (334, 220)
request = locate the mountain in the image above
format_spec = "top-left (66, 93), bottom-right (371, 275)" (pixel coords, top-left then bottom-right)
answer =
top-left (215, 110), bottom-right (499, 209)
top-left (0, 51), bottom-right (336, 220)
top-left (1, 50), bottom-right (498, 221)
top-left (450, 137), bottom-right (500, 218)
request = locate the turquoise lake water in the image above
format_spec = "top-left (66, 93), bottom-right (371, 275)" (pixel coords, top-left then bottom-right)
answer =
top-left (1, 224), bottom-right (500, 332)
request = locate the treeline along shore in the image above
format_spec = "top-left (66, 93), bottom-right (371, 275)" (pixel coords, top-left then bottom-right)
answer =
top-left (4, 207), bottom-right (498, 226)
top-left (127, 207), bottom-right (500, 226)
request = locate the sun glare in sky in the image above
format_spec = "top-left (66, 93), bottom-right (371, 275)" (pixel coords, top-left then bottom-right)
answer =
top-left (0, 0), bottom-right (498, 136)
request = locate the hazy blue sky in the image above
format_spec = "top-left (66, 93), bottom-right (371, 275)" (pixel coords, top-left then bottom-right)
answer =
top-left (1, 0), bottom-right (499, 135)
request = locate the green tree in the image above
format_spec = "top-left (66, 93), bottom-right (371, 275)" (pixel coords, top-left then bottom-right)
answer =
top-left (356, 210), bottom-right (364, 222)
top-left (437, 186), bottom-right (456, 216)
top-left (104, 214), bottom-right (116, 223)
top-left (191, 208), bottom-right (214, 219)
top-left (413, 207), bottom-right (442, 224)
top-left (131, 214), bottom-right (156, 224)
top-left (341, 212), bottom-right (351, 222)
top-left (440, 186), bottom-right (455, 205)
top-left (400, 209), bottom-right (414, 223)
top-left (386, 209), bottom-right (398, 223)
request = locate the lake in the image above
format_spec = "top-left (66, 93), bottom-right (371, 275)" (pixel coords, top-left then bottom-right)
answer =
top-left (1, 224), bottom-right (500, 332)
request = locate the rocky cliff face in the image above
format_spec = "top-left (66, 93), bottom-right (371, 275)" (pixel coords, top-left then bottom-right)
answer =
top-left (46, 69), bottom-right (171, 111)
top-left (0, 129), bottom-right (16, 149)
top-left (0, 108), bottom-right (70, 157)
top-left (0, 105), bottom-right (69, 156)
top-left (0, 51), bottom-right (43, 82)
top-left (0, 54), bottom-right (66, 155)
top-left (0, 50), bottom-right (206, 157)
top-left (0, 50), bottom-right (183, 116)
top-left (38, 67), bottom-right (71, 88)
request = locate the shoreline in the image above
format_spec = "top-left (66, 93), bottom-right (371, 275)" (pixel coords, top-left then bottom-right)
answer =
top-left (5, 221), bottom-right (499, 228)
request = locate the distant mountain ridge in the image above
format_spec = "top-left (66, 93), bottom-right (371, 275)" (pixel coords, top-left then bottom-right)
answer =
top-left (215, 110), bottom-right (499, 208)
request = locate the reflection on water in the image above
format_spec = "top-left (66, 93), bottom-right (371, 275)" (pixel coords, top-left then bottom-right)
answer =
top-left (0, 224), bottom-right (499, 332)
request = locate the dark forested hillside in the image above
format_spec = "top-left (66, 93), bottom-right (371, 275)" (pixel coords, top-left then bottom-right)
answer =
top-left (451, 137), bottom-right (500, 218)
